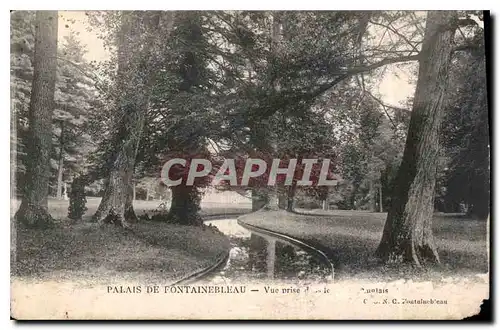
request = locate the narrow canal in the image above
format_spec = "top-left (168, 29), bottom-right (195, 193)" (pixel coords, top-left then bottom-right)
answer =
top-left (202, 219), bottom-right (334, 284)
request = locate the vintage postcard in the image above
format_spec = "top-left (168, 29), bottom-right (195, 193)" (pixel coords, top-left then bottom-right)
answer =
top-left (10, 10), bottom-right (490, 320)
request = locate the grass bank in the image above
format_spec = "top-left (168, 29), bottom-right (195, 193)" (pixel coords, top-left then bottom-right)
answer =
top-left (11, 198), bottom-right (251, 286)
top-left (14, 221), bottom-right (230, 285)
top-left (238, 209), bottom-right (488, 282)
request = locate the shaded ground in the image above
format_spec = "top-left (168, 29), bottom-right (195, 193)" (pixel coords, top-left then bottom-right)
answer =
top-left (14, 222), bottom-right (230, 285)
top-left (238, 209), bottom-right (489, 282)
top-left (11, 198), bottom-right (250, 285)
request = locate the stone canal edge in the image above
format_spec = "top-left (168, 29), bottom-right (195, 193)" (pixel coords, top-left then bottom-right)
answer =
top-left (237, 218), bottom-right (335, 281)
top-left (169, 212), bottom-right (336, 286)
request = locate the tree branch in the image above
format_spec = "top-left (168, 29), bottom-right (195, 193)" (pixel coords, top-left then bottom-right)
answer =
top-left (306, 54), bottom-right (421, 101)
top-left (369, 20), bottom-right (420, 53)
top-left (54, 56), bottom-right (103, 85)
top-left (452, 43), bottom-right (481, 53)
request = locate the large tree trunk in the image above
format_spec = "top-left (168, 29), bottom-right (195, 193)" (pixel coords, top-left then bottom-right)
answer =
top-left (376, 11), bottom-right (457, 267)
top-left (262, 12), bottom-right (282, 212)
top-left (93, 104), bottom-right (144, 228)
top-left (15, 11), bottom-right (58, 228)
top-left (246, 13), bottom-right (281, 212)
top-left (250, 119), bottom-right (278, 211)
top-left (94, 12), bottom-right (164, 228)
top-left (165, 185), bottom-right (202, 226)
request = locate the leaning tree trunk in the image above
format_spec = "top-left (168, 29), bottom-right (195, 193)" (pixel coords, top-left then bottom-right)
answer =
top-left (376, 11), bottom-right (457, 267)
top-left (94, 11), bottom-right (165, 227)
top-left (15, 11), bottom-right (58, 228)
top-left (95, 143), bottom-right (139, 227)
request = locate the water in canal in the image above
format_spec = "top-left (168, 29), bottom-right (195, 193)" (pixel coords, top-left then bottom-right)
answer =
top-left (203, 219), bottom-right (334, 284)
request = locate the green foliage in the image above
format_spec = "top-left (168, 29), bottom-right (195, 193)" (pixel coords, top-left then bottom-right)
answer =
top-left (101, 12), bottom-right (418, 208)
top-left (10, 11), bottom-right (36, 195)
top-left (10, 12), bottom-right (101, 197)
top-left (439, 30), bottom-right (489, 218)
top-left (51, 32), bottom-right (101, 190)
top-left (13, 10), bottom-right (487, 222)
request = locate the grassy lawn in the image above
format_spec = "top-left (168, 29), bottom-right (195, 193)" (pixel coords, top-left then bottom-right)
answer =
top-left (15, 222), bottom-right (230, 285)
top-left (11, 197), bottom-right (488, 284)
top-left (11, 198), bottom-right (250, 285)
top-left (238, 209), bottom-right (489, 282)
top-left (14, 197), bottom-right (251, 222)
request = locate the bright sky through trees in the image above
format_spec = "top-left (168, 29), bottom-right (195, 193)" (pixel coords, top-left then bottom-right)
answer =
top-left (58, 11), bottom-right (416, 107)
